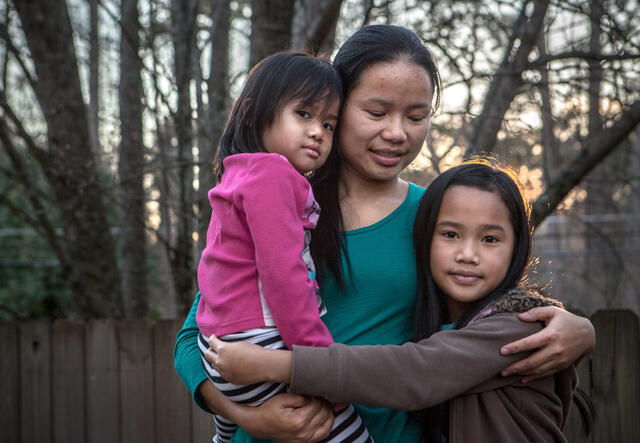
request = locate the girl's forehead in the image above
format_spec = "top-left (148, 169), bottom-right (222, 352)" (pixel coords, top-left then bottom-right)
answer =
top-left (439, 186), bottom-right (511, 225)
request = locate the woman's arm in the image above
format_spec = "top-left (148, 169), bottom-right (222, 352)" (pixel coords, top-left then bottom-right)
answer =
top-left (207, 314), bottom-right (543, 410)
top-left (174, 291), bottom-right (211, 411)
top-left (499, 307), bottom-right (595, 381)
top-left (174, 294), bottom-right (333, 441)
top-left (199, 382), bottom-right (333, 442)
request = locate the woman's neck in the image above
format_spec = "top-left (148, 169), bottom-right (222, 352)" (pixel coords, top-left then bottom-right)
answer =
top-left (338, 170), bottom-right (409, 230)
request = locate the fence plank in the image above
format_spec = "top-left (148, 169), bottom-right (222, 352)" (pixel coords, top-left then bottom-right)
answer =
top-left (563, 355), bottom-right (594, 442)
top-left (0, 323), bottom-right (19, 443)
top-left (153, 319), bottom-right (193, 443)
top-left (19, 319), bottom-right (52, 443)
top-left (86, 319), bottom-right (120, 443)
top-left (51, 320), bottom-right (86, 443)
top-left (5, 311), bottom-right (635, 442)
top-left (591, 309), bottom-right (640, 443)
top-left (119, 319), bottom-right (155, 443)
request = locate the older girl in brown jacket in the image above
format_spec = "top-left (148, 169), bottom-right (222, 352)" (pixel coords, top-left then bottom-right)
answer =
top-left (205, 160), bottom-right (592, 443)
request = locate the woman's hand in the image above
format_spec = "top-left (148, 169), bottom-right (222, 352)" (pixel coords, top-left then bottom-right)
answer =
top-left (205, 334), bottom-right (293, 385)
top-left (500, 306), bottom-right (595, 382)
top-left (198, 382), bottom-right (333, 442)
top-left (242, 394), bottom-right (334, 442)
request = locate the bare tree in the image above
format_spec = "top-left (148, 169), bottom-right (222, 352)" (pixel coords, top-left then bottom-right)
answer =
top-left (9, 0), bottom-right (123, 318)
top-left (531, 99), bottom-right (640, 226)
top-left (170, 0), bottom-right (198, 315)
top-left (466, 0), bottom-right (551, 155)
top-left (88, 0), bottom-right (101, 163)
top-left (291, 0), bottom-right (344, 55)
top-left (250, 0), bottom-right (295, 67)
top-left (119, 0), bottom-right (148, 317)
top-left (196, 0), bottom-right (231, 253)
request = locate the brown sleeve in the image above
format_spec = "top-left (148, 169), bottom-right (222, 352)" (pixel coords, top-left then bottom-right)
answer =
top-left (290, 313), bottom-right (542, 410)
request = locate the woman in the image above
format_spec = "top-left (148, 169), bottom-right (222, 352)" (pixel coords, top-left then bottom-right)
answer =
top-left (174, 24), bottom-right (595, 442)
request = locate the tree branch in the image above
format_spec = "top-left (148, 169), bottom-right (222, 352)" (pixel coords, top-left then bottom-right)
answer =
top-left (531, 98), bottom-right (640, 227)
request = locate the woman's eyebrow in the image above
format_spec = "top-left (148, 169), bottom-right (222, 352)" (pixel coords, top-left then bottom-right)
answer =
top-left (363, 97), bottom-right (429, 110)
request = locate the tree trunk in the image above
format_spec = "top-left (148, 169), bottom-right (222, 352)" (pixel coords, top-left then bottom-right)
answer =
top-left (197, 0), bottom-right (230, 254)
top-left (531, 99), bottom-right (640, 227)
top-left (171, 0), bottom-right (198, 315)
top-left (88, 0), bottom-right (101, 163)
top-left (14, 0), bottom-right (123, 318)
top-left (250, 0), bottom-right (295, 67)
top-left (583, 0), bottom-right (611, 311)
top-left (291, 0), bottom-right (343, 55)
top-left (466, 0), bottom-right (550, 155)
top-left (119, 0), bottom-right (148, 317)
top-left (537, 35), bottom-right (560, 184)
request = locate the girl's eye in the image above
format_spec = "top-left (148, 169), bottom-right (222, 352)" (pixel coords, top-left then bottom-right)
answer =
top-left (443, 231), bottom-right (458, 239)
top-left (408, 115), bottom-right (426, 122)
top-left (323, 122), bottom-right (335, 132)
top-left (296, 110), bottom-right (311, 119)
top-left (483, 236), bottom-right (498, 243)
top-left (367, 110), bottom-right (384, 118)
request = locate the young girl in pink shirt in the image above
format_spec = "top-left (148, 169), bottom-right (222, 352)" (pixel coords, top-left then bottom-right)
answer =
top-left (196, 51), bottom-right (372, 443)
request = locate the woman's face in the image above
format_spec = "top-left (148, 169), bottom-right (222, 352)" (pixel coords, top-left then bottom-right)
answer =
top-left (337, 60), bottom-right (434, 183)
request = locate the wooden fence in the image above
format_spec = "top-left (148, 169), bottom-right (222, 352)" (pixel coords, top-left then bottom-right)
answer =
top-left (1, 310), bottom-right (638, 443)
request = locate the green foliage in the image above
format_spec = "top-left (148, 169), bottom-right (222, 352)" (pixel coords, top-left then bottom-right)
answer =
top-left (0, 174), bottom-right (70, 321)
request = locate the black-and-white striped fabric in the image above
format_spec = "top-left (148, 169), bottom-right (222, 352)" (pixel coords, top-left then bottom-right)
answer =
top-left (198, 329), bottom-right (373, 443)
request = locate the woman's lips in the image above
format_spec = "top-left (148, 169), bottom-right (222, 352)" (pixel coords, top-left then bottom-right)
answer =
top-left (370, 148), bottom-right (404, 166)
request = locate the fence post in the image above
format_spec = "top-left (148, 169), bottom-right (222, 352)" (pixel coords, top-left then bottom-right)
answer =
top-left (119, 319), bottom-right (155, 443)
top-left (19, 319), bottom-right (52, 443)
top-left (591, 309), bottom-right (640, 443)
top-left (153, 319), bottom-right (193, 443)
top-left (86, 319), bottom-right (120, 443)
top-left (51, 320), bottom-right (86, 443)
top-left (0, 322), bottom-right (19, 443)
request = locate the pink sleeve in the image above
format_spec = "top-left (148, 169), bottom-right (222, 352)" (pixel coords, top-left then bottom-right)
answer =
top-left (236, 156), bottom-right (333, 349)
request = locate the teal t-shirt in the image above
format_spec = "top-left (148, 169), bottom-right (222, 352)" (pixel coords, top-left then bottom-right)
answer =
top-left (232, 183), bottom-right (425, 443)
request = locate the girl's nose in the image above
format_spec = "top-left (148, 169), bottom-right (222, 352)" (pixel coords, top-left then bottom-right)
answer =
top-left (455, 242), bottom-right (479, 265)
top-left (381, 116), bottom-right (408, 143)
top-left (307, 121), bottom-right (323, 140)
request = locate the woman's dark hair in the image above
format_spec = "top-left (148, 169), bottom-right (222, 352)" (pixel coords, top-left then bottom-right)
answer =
top-left (310, 24), bottom-right (442, 288)
top-left (215, 51), bottom-right (343, 180)
top-left (412, 158), bottom-right (532, 443)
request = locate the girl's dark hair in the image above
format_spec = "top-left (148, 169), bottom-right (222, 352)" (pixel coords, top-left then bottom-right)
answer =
top-left (413, 159), bottom-right (531, 339)
top-left (412, 159), bottom-right (532, 443)
top-left (310, 24), bottom-right (442, 287)
top-left (216, 51), bottom-right (343, 180)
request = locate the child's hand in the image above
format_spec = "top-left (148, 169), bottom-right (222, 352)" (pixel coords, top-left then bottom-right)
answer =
top-left (206, 334), bottom-right (272, 384)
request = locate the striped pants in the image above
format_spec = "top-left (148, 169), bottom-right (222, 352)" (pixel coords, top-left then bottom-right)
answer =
top-left (198, 329), bottom-right (373, 443)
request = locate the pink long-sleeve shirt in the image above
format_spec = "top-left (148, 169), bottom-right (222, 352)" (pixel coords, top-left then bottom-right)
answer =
top-left (196, 153), bottom-right (333, 349)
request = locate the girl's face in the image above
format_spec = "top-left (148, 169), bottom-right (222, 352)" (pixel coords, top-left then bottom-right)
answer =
top-left (429, 185), bottom-right (515, 322)
top-left (337, 60), bottom-right (433, 183)
top-left (262, 97), bottom-right (339, 173)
